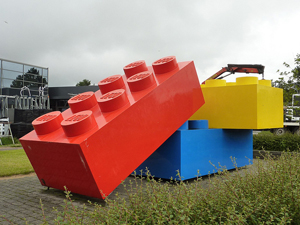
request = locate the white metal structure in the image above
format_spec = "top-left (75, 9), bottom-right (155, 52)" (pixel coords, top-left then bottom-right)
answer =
top-left (0, 118), bottom-right (14, 145)
top-left (272, 94), bottom-right (300, 135)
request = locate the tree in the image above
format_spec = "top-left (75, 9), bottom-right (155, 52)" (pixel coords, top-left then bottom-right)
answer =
top-left (76, 79), bottom-right (91, 86)
top-left (273, 54), bottom-right (300, 105)
top-left (11, 68), bottom-right (47, 89)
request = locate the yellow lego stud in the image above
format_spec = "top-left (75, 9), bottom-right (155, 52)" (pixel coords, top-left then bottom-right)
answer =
top-left (205, 79), bottom-right (226, 87)
top-left (190, 76), bottom-right (283, 129)
top-left (258, 79), bottom-right (272, 87)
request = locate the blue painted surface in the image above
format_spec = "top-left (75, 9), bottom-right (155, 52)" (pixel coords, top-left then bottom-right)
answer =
top-left (136, 121), bottom-right (253, 180)
top-left (178, 121), bottom-right (189, 130)
top-left (188, 120), bottom-right (209, 129)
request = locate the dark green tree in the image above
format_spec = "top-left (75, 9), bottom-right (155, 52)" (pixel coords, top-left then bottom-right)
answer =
top-left (76, 79), bottom-right (91, 86)
top-left (273, 54), bottom-right (300, 105)
top-left (10, 68), bottom-right (47, 89)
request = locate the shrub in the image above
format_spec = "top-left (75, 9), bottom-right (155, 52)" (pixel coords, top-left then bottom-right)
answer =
top-left (0, 137), bottom-right (20, 146)
top-left (253, 132), bottom-right (300, 151)
top-left (35, 152), bottom-right (300, 224)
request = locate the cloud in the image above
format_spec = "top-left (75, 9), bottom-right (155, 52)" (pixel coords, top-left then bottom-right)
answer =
top-left (1, 0), bottom-right (300, 86)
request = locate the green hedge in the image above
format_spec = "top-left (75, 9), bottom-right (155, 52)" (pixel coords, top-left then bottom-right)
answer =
top-left (253, 132), bottom-right (300, 151)
top-left (0, 137), bottom-right (21, 146)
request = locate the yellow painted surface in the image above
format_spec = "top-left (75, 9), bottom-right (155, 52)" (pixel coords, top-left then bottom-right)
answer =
top-left (190, 77), bottom-right (283, 129)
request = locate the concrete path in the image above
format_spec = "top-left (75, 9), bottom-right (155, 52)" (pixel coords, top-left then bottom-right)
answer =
top-left (0, 147), bottom-right (22, 151)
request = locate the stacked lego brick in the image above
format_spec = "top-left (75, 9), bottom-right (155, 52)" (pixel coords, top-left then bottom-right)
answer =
top-left (190, 77), bottom-right (283, 129)
top-left (138, 77), bottom-right (283, 180)
top-left (20, 56), bottom-right (204, 199)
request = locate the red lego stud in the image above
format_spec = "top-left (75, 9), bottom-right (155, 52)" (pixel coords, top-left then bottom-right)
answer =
top-left (98, 89), bottom-right (129, 112)
top-left (61, 110), bottom-right (97, 137)
top-left (98, 75), bottom-right (125, 94)
top-left (152, 56), bottom-right (178, 74)
top-left (127, 71), bottom-right (157, 92)
top-left (123, 60), bottom-right (148, 78)
top-left (68, 92), bottom-right (98, 113)
top-left (32, 111), bottom-right (63, 135)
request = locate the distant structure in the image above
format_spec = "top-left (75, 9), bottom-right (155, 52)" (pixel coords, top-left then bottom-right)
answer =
top-left (0, 58), bottom-right (50, 137)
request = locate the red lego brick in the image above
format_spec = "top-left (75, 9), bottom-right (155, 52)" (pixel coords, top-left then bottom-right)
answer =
top-left (20, 56), bottom-right (205, 199)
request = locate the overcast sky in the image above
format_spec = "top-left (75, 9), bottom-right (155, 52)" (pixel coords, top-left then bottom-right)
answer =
top-left (1, 0), bottom-right (300, 87)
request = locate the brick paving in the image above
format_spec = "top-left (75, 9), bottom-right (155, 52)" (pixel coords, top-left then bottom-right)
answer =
top-left (0, 173), bottom-right (136, 225)
top-left (0, 148), bottom-right (258, 225)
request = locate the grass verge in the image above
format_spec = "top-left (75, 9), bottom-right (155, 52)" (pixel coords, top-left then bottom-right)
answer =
top-left (0, 149), bottom-right (34, 177)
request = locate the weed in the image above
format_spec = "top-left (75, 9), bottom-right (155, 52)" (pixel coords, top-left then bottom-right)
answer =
top-left (37, 152), bottom-right (300, 224)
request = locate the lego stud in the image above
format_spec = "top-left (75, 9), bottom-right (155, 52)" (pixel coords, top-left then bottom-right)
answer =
top-left (61, 110), bottom-right (97, 137)
top-left (123, 60), bottom-right (148, 78)
top-left (258, 79), bottom-right (271, 87)
top-left (236, 77), bottom-right (258, 85)
top-left (205, 79), bottom-right (226, 87)
top-left (98, 75), bottom-right (125, 94)
top-left (32, 111), bottom-right (63, 135)
top-left (189, 120), bottom-right (209, 129)
top-left (98, 89), bottom-right (129, 112)
top-left (68, 92), bottom-right (98, 113)
top-left (127, 71), bottom-right (156, 92)
top-left (152, 56), bottom-right (178, 74)
top-left (226, 82), bottom-right (236, 86)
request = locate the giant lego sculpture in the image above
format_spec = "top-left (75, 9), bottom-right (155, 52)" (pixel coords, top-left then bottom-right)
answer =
top-left (190, 77), bottom-right (283, 129)
top-left (21, 55), bottom-right (283, 197)
top-left (136, 120), bottom-right (253, 179)
top-left (20, 56), bottom-right (205, 199)
top-left (137, 76), bottom-right (283, 180)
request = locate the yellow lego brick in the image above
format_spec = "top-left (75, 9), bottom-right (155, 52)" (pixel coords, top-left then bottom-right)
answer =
top-left (190, 77), bottom-right (283, 129)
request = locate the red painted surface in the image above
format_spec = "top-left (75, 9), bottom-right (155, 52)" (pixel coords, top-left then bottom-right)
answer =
top-left (20, 56), bottom-right (205, 199)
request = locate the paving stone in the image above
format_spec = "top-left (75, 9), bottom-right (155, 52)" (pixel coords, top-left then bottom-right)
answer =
top-left (0, 160), bottom-right (259, 224)
top-left (0, 174), bottom-right (105, 224)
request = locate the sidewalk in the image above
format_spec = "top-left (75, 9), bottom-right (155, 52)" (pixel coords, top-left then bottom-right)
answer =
top-left (0, 146), bottom-right (23, 151)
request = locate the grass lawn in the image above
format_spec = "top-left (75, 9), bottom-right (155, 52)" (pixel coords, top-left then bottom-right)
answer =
top-left (0, 149), bottom-right (34, 177)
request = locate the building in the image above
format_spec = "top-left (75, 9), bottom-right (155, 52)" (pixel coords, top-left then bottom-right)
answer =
top-left (0, 58), bottom-right (49, 96)
top-left (0, 58), bottom-right (99, 137)
top-left (49, 85), bottom-right (99, 111)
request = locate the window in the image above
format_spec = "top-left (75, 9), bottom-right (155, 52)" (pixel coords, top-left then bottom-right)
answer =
top-left (1, 78), bottom-right (18, 88)
top-left (2, 61), bottom-right (23, 72)
top-left (2, 70), bottom-right (23, 79)
top-left (43, 68), bottom-right (48, 77)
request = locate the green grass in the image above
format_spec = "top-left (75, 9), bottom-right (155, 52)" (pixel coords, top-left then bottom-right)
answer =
top-left (0, 149), bottom-right (34, 177)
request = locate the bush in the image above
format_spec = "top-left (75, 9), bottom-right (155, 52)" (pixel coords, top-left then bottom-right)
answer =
top-left (0, 137), bottom-right (20, 146)
top-left (253, 132), bottom-right (300, 151)
top-left (33, 152), bottom-right (300, 224)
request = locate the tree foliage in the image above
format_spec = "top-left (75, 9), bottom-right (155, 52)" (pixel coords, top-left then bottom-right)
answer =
top-left (76, 79), bottom-right (91, 86)
top-left (273, 54), bottom-right (300, 105)
top-left (10, 68), bottom-right (47, 89)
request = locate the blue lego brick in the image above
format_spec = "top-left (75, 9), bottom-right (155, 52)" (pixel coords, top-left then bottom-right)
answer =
top-left (136, 120), bottom-right (253, 180)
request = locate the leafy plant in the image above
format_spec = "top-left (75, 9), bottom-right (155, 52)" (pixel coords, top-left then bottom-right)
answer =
top-left (254, 132), bottom-right (300, 151)
top-left (35, 152), bottom-right (300, 224)
top-left (273, 53), bottom-right (300, 105)
top-left (0, 137), bottom-right (21, 146)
